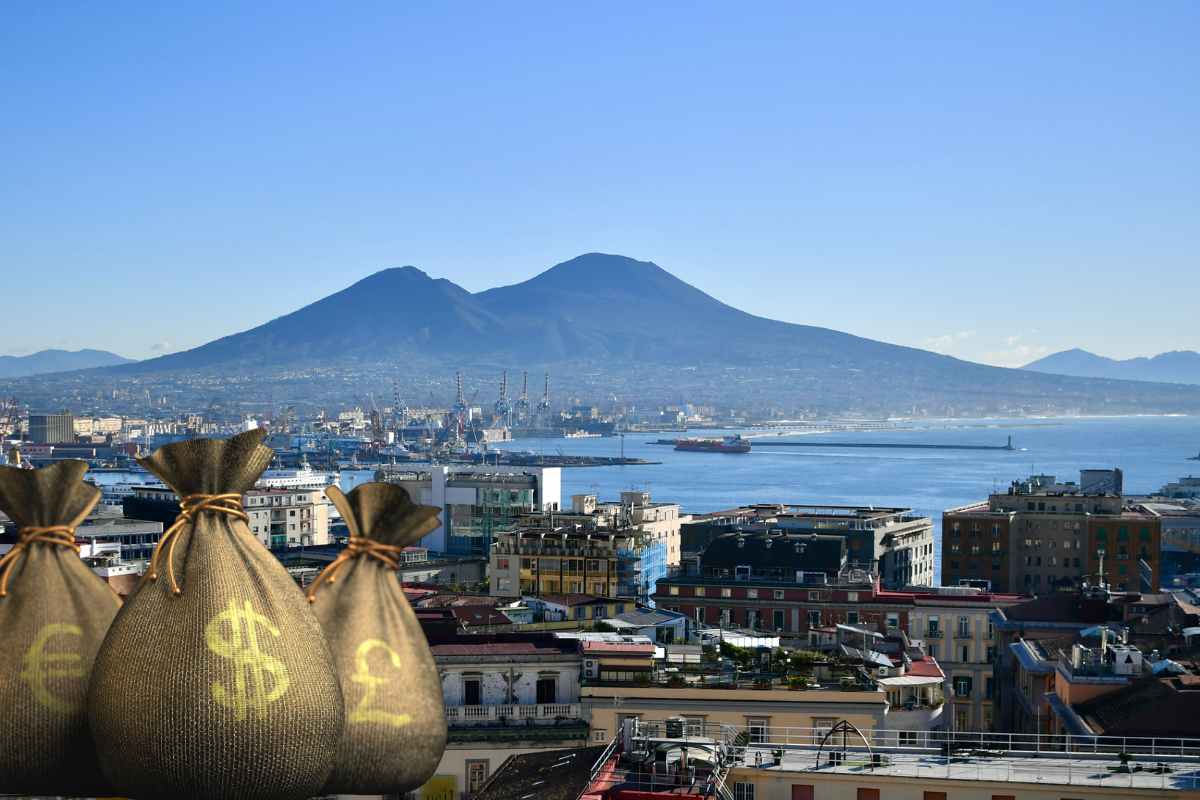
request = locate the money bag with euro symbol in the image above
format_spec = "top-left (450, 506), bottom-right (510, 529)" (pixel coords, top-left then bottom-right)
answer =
top-left (0, 460), bottom-right (122, 796)
top-left (308, 482), bottom-right (448, 795)
top-left (87, 429), bottom-right (344, 800)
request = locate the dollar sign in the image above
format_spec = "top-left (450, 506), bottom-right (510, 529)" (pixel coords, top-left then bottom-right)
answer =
top-left (204, 599), bottom-right (291, 721)
top-left (21, 623), bottom-right (85, 712)
top-left (349, 639), bottom-right (413, 728)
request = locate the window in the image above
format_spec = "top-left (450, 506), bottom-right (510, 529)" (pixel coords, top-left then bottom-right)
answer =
top-left (847, 611), bottom-right (859, 626)
top-left (807, 610), bottom-right (820, 628)
top-left (774, 589), bottom-right (785, 600)
top-left (927, 615), bottom-right (940, 636)
top-left (961, 645), bottom-right (969, 662)
top-left (747, 588), bottom-right (758, 599)
top-left (985, 677), bottom-right (994, 699)
top-left (694, 607), bottom-right (704, 624)
top-left (669, 586), bottom-right (679, 596)
top-left (898, 731), bottom-right (919, 745)
top-left (953, 676), bottom-right (973, 696)
top-left (682, 716), bottom-right (707, 736)
top-left (773, 609), bottom-right (786, 630)
top-left (955, 706), bottom-right (969, 730)
top-left (856, 790), bottom-right (880, 800)
top-left (721, 588), bottom-right (732, 598)
top-left (957, 616), bottom-right (970, 637)
top-left (694, 587), bottom-right (705, 597)
top-left (924, 793), bottom-right (947, 800)
top-left (812, 717), bottom-right (837, 737)
top-left (886, 612), bottom-right (900, 629)
top-left (734, 783), bottom-right (755, 800)
top-left (846, 591), bottom-right (858, 602)
top-left (593, 729), bottom-right (607, 742)
top-left (463, 676), bottom-right (481, 706)
top-left (790, 787), bottom-right (814, 800)
top-left (466, 760), bottom-right (490, 796)
top-left (536, 675), bottom-right (557, 704)
top-left (746, 717), bottom-right (769, 744)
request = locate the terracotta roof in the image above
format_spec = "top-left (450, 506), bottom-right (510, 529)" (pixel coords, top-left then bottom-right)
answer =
top-left (580, 640), bottom-right (655, 655)
top-left (906, 655), bottom-right (945, 679)
top-left (431, 640), bottom-right (570, 657)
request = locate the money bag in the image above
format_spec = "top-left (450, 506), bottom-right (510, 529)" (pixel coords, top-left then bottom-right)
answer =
top-left (87, 429), bottom-right (344, 800)
top-left (0, 460), bottom-right (121, 796)
top-left (308, 482), bottom-right (447, 795)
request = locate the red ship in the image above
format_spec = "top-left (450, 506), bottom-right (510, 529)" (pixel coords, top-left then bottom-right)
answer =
top-left (674, 435), bottom-right (751, 454)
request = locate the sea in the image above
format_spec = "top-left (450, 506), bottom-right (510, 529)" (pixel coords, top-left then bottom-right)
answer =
top-left (95, 415), bottom-right (1200, 584)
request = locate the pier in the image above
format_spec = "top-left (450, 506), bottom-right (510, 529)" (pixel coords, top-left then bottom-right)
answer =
top-left (749, 435), bottom-right (1014, 452)
top-left (651, 435), bottom-right (1015, 451)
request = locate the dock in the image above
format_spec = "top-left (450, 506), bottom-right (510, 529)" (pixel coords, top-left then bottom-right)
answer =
top-left (752, 435), bottom-right (1015, 452)
top-left (650, 435), bottom-right (1015, 452)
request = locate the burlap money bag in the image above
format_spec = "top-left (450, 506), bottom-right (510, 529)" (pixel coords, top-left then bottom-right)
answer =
top-left (0, 460), bottom-right (120, 796)
top-left (87, 429), bottom-right (344, 800)
top-left (308, 482), bottom-right (447, 795)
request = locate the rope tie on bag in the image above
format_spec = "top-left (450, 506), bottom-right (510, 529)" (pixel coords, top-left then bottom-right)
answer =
top-left (0, 525), bottom-right (80, 598)
top-left (148, 493), bottom-right (247, 596)
top-left (307, 536), bottom-right (404, 603)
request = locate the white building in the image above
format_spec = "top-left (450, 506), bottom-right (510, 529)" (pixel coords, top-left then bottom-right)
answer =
top-left (243, 487), bottom-right (332, 548)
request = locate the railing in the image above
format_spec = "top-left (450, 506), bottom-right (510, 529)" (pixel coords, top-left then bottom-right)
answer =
top-left (625, 720), bottom-right (1200, 792)
top-left (444, 702), bottom-right (581, 725)
top-left (633, 720), bottom-right (1200, 760)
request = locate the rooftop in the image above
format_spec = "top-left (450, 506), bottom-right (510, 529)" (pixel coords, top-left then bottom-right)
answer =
top-left (475, 745), bottom-right (610, 800)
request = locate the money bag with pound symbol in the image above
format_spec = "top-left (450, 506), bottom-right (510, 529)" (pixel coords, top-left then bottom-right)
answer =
top-left (87, 429), bottom-right (344, 800)
top-left (0, 459), bottom-right (122, 796)
top-left (307, 482), bottom-right (447, 795)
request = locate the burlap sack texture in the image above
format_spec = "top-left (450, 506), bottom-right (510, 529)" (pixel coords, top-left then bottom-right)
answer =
top-left (0, 460), bottom-right (121, 796)
top-left (87, 429), bottom-right (344, 800)
top-left (309, 482), bottom-right (447, 795)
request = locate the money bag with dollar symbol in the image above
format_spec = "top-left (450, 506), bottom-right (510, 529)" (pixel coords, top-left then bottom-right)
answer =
top-left (0, 460), bottom-right (122, 796)
top-left (87, 429), bottom-right (344, 800)
top-left (308, 482), bottom-right (447, 795)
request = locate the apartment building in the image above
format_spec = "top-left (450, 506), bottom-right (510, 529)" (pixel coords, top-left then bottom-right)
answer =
top-left (681, 504), bottom-right (934, 588)
top-left (381, 465), bottom-right (561, 556)
top-left (489, 513), bottom-right (669, 604)
top-left (123, 484), bottom-right (332, 549)
top-left (943, 469), bottom-right (1162, 594)
top-left (422, 633), bottom-right (587, 799)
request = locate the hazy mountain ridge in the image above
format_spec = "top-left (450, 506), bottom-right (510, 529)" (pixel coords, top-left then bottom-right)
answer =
top-left (15, 254), bottom-right (1200, 416)
top-left (1024, 348), bottom-right (1200, 385)
top-left (0, 348), bottom-right (133, 378)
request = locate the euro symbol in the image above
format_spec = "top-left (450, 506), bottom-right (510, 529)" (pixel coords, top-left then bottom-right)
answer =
top-left (204, 599), bottom-right (291, 721)
top-left (20, 623), bottom-right (84, 712)
top-left (349, 639), bottom-right (412, 728)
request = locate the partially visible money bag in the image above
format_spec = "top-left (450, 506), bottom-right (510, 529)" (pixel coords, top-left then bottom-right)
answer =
top-left (87, 429), bottom-right (344, 800)
top-left (0, 460), bottom-right (120, 796)
top-left (308, 482), bottom-right (447, 795)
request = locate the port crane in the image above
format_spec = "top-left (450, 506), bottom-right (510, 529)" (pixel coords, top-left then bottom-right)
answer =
top-left (493, 370), bottom-right (512, 427)
top-left (514, 371), bottom-right (531, 425)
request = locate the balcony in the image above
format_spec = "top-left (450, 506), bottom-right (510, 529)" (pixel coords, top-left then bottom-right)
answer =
top-left (925, 629), bottom-right (944, 639)
top-left (445, 702), bottom-right (582, 726)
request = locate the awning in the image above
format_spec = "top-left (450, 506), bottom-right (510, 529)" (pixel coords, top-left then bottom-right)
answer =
top-left (878, 675), bottom-right (944, 687)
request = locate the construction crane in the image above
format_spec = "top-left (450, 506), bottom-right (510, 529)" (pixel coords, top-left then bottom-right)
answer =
top-left (493, 370), bottom-right (511, 426)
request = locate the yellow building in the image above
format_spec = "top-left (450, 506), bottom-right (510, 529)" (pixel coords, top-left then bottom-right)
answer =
top-left (582, 683), bottom-right (887, 746)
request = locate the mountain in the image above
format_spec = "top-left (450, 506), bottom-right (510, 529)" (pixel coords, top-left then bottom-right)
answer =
top-left (119, 266), bottom-right (508, 371)
top-left (1024, 348), bottom-right (1200, 385)
top-left (52, 254), bottom-right (1200, 415)
top-left (0, 348), bottom-right (134, 378)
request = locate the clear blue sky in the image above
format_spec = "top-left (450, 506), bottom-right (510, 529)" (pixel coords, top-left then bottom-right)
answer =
top-left (4, 2), bottom-right (1197, 365)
